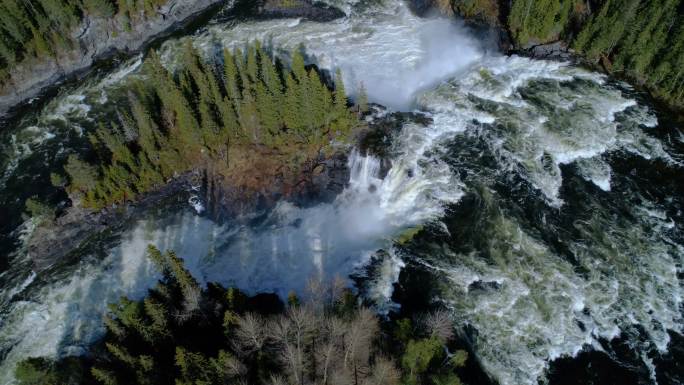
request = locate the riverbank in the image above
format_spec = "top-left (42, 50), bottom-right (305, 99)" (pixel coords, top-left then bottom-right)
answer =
top-left (0, 0), bottom-right (350, 121)
top-left (0, 0), bottom-right (230, 119)
top-left (410, 0), bottom-right (684, 118)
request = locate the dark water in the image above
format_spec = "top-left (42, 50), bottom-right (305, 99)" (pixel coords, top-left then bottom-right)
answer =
top-left (387, 92), bottom-right (684, 384)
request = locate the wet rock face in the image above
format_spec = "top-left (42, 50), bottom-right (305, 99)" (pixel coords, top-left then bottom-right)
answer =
top-left (520, 41), bottom-right (575, 61)
top-left (208, 149), bottom-right (352, 219)
top-left (0, 0), bottom-right (226, 118)
top-left (405, 0), bottom-right (440, 16)
top-left (256, 0), bottom-right (346, 21)
top-left (27, 175), bottom-right (194, 271)
top-left (358, 107), bottom-right (433, 179)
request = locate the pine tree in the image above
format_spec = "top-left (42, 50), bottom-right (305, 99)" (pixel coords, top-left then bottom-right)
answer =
top-left (61, 42), bottom-right (359, 209)
top-left (357, 81), bottom-right (369, 114)
top-left (308, 68), bottom-right (327, 129)
top-left (291, 49), bottom-right (307, 81)
top-left (283, 72), bottom-right (302, 132)
top-left (64, 154), bottom-right (98, 194)
top-left (255, 80), bottom-right (280, 139)
top-left (239, 87), bottom-right (261, 142)
top-left (333, 68), bottom-right (350, 134)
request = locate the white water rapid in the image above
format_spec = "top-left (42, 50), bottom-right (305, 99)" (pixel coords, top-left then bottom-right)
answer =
top-left (0, 0), bottom-right (681, 384)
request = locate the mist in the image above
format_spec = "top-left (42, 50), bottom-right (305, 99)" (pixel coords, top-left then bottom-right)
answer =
top-left (338, 18), bottom-right (484, 110)
top-left (186, 0), bottom-right (484, 110)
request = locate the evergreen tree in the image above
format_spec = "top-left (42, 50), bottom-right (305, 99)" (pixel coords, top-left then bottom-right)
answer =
top-left (356, 81), bottom-right (369, 114)
top-left (60, 41), bottom-right (359, 209)
top-left (333, 68), bottom-right (350, 134)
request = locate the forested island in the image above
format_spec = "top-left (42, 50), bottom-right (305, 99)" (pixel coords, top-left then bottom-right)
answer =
top-left (24, 40), bottom-right (364, 265)
top-left (59, 41), bottom-right (358, 209)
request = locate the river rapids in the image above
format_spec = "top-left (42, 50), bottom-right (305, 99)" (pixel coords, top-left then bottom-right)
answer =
top-left (0, 0), bottom-right (682, 384)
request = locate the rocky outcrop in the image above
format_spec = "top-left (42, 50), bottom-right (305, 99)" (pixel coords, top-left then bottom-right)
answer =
top-left (517, 40), bottom-right (576, 62)
top-left (358, 107), bottom-right (432, 178)
top-left (207, 149), bottom-right (352, 219)
top-left (0, 0), bottom-right (229, 118)
top-left (25, 107), bottom-right (413, 271)
top-left (26, 147), bottom-right (352, 270)
top-left (256, 0), bottom-right (346, 21)
top-left (27, 174), bottom-right (196, 270)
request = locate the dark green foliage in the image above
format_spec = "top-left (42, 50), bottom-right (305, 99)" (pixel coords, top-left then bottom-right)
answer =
top-left (570, 0), bottom-right (684, 106)
top-left (15, 357), bottom-right (85, 385)
top-left (24, 196), bottom-right (55, 222)
top-left (50, 172), bottom-right (66, 188)
top-left (448, 0), bottom-right (684, 109)
top-left (15, 357), bottom-right (59, 385)
top-left (508, 0), bottom-right (579, 43)
top-left (507, 0), bottom-right (684, 107)
top-left (63, 41), bottom-right (357, 209)
top-left (356, 81), bottom-right (369, 114)
top-left (401, 337), bottom-right (444, 384)
top-left (17, 247), bottom-right (467, 385)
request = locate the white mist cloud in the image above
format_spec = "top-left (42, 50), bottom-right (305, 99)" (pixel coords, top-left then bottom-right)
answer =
top-left (339, 18), bottom-right (483, 110)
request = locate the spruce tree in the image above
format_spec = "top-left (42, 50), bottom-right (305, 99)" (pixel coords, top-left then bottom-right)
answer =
top-left (357, 81), bottom-right (369, 114)
top-left (223, 48), bottom-right (241, 103)
top-left (333, 68), bottom-right (350, 134)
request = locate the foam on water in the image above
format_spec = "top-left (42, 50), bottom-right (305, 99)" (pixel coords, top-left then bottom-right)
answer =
top-left (417, 193), bottom-right (683, 385)
top-left (0, 100), bottom-right (466, 383)
top-left (417, 55), bottom-right (668, 205)
top-left (161, 0), bottom-right (482, 110)
top-left (0, 53), bottom-right (144, 187)
top-left (409, 55), bottom-right (682, 385)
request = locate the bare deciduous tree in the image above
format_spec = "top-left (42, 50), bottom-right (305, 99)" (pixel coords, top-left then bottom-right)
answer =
top-left (424, 310), bottom-right (454, 342)
top-left (329, 275), bottom-right (346, 307)
top-left (317, 316), bottom-right (346, 385)
top-left (306, 275), bottom-right (348, 313)
top-left (343, 308), bottom-right (379, 385)
top-left (363, 356), bottom-right (400, 385)
top-left (270, 306), bottom-right (317, 385)
top-left (234, 313), bottom-right (267, 356)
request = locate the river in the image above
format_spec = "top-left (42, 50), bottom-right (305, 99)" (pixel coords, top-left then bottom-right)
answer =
top-left (0, 0), bottom-right (682, 384)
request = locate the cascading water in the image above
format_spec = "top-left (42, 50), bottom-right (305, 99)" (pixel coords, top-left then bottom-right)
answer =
top-left (0, 0), bottom-right (682, 384)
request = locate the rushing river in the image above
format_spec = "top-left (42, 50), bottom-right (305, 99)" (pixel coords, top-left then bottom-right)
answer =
top-left (0, 0), bottom-right (682, 384)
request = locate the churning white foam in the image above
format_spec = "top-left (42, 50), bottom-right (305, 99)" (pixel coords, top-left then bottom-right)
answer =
top-left (162, 0), bottom-right (483, 110)
top-left (0, 106), bottom-right (466, 383)
top-left (421, 195), bottom-right (683, 385)
top-left (417, 55), bottom-right (666, 205)
top-left (405, 48), bottom-right (682, 385)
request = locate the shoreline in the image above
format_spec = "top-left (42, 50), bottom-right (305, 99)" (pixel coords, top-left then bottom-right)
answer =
top-left (0, 0), bottom-right (229, 120)
top-left (0, 0), bottom-right (348, 122)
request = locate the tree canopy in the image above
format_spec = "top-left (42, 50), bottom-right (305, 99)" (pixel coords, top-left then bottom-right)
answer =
top-left (16, 246), bottom-right (469, 385)
top-left (61, 41), bottom-right (358, 209)
top-left (447, 0), bottom-right (684, 109)
top-left (0, 0), bottom-right (167, 87)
